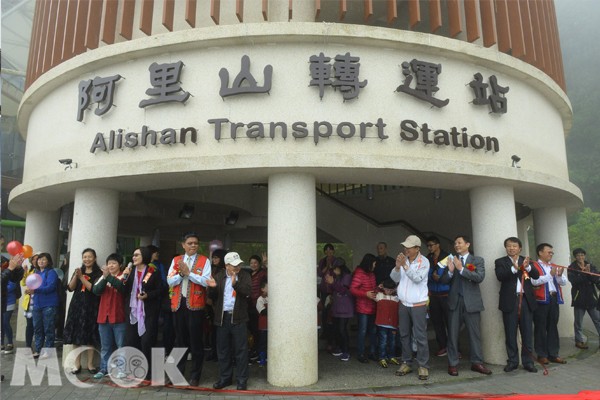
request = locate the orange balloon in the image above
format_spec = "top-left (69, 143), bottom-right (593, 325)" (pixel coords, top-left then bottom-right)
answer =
top-left (22, 244), bottom-right (34, 258)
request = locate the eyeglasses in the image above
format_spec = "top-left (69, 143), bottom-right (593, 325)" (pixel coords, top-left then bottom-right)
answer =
top-left (185, 242), bottom-right (199, 246)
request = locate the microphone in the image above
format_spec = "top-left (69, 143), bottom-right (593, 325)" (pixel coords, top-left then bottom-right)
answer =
top-left (122, 262), bottom-right (133, 281)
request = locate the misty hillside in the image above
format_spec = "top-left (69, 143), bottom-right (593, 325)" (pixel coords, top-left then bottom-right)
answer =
top-left (556, 0), bottom-right (600, 211)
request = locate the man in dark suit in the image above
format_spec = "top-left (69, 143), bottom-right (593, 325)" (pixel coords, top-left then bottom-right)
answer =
top-left (211, 252), bottom-right (252, 391)
top-left (568, 248), bottom-right (600, 350)
top-left (440, 235), bottom-right (492, 376)
top-left (494, 237), bottom-right (539, 373)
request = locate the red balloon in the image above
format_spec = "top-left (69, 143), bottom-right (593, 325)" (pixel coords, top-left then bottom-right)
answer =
top-left (22, 245), bottom-right (34, 258)
top-left (6, 241), bottom-right (23, 256)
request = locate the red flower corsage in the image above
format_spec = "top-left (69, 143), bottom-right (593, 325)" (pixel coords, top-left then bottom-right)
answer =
top-left (81, 275), bottom-right (90, 291)
top-left (466, 264), bottom-right (476, 272)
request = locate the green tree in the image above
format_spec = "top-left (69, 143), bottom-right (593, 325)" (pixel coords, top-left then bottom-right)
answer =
top-left (568, 208), bottom-right (600, 263)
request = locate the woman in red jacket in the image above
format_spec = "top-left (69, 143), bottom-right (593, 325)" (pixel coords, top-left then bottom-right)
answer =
top-left (92, 253), bottom-right (127, 379)
top-left (350, 253), bottom-right (378, 363)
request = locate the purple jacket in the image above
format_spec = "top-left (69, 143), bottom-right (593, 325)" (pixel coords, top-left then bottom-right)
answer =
top-left (326, 272), bottom-right (354, 318)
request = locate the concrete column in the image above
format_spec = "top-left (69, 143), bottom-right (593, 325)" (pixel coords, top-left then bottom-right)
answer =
top-left (68, 188), bottom-right (119, 271)
top-left (63, 188), bottom-right (119, 366)
top-left (267, 173), bottom-right (317, 386)
top-left (16, 210), bottom-right (60, 341)
top-left (470, 185), bottom-right (517, 365)
top-left (517, 216), bottom-right (532, 256)
top-left (532, 207), bottom-right (573, 335)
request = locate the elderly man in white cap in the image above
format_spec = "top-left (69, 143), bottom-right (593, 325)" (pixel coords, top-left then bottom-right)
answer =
top-left (390, 235), bottom-right (430, 380)
top-left (210, 251), bottom-right (252, 391)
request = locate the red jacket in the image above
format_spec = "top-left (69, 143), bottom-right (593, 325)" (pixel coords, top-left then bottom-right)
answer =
top-left (350, 268), bottom-right (377, 315)
top-left (250, 268), bottom-right (267, 306)
top-left (375, 294), bottom-right (399, 327)
top-left (93, 274), bottom-right (126, 324)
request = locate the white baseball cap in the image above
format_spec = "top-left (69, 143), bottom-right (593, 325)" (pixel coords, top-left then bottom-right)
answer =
top-left (224, 252), bottom-right (243, 266)
top-left (401, 235), bottom-right (422, 248)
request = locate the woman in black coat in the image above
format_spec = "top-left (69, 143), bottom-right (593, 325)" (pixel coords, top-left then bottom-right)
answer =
top-left (63, 248), bottom-right (102, 373)
top-left (123, 246), bottom-right (165, 381)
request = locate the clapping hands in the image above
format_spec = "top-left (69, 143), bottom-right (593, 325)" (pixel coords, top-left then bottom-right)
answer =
top-left (396, 253), bottom-right (406, 269)
top-left (177, 258), bottom-right (190, 276)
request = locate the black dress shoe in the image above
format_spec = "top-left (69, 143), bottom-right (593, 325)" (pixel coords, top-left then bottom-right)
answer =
top-left (503, 364), bottom-right (518, 372)
top-left (213, 380), bottom-right (232, 389)
top-left (237, 382), bottom-right (247, 390)
top-left (523, 364), bottom-right (538, 373)
top-left (189, 378), bottom-right (200, 386)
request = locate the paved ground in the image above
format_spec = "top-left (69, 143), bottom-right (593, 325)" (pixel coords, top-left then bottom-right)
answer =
top-left (1, 336), bottom-right (598, 399)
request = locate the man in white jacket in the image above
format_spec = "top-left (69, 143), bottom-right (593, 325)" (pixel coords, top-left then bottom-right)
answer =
top-left (390, 235), bottom-right (430, 380)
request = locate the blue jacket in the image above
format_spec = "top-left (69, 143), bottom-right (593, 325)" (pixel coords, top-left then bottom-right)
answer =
top-left (33, 268), bottom-right (60, 309)
top-left (427, 250), bottom-right (450, 294)
top-left (6, 280), bottom-right (19, 306)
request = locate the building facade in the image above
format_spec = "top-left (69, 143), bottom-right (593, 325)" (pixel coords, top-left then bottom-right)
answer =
top-left (10, 0), bottom-right (581, 386)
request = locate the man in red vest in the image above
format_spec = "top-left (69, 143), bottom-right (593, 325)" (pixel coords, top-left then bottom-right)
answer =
top-left (167, 233), bottom-right (216, 386)
top-left (530, 243), bottom-right (568, 365)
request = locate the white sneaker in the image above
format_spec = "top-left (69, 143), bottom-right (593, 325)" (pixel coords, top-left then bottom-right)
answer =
top-left (93, 371), bottom-right (105, 379)
top-left (38, 352), bottom-right (49, 360)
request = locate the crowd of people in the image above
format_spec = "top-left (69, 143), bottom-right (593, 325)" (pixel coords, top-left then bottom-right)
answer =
top-left (0, 233), bottom-right (265, 390)
top-left (318, 235), bottom-right (600, 381)
top-left (1, 232), bottom-right (600, 388)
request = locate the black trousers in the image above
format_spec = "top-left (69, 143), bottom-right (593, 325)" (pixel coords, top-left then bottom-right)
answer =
top-left (174, 306), bottom-right (205, 381)
top-left (216, 312), bottom-right (248, 385)
top-left (333, 317), bottom-right (350, 353)
top-left (533, 295), bottom-right (560, 359)
top-left (502, 295), bottom-right (535, 367)
top-left (125, 317), bottom-right (158, 380)
top-left (160, 307), bottom-right (175, 356)
top-left (247, 305), bottom-right (259, 352)
top-left (429, 294), bottom-right (449, 350)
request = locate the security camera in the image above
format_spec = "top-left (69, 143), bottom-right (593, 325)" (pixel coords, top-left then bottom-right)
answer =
top-left (58, 159), bottom-right (77, 170)
top-left (511, 155), bottom-right (521, 168)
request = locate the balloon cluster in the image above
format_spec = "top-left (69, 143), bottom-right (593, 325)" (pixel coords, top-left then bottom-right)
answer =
top-left (6, 240), bottom-right (34, 258)
top-left (6, 240), bottom-right (40, 289)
